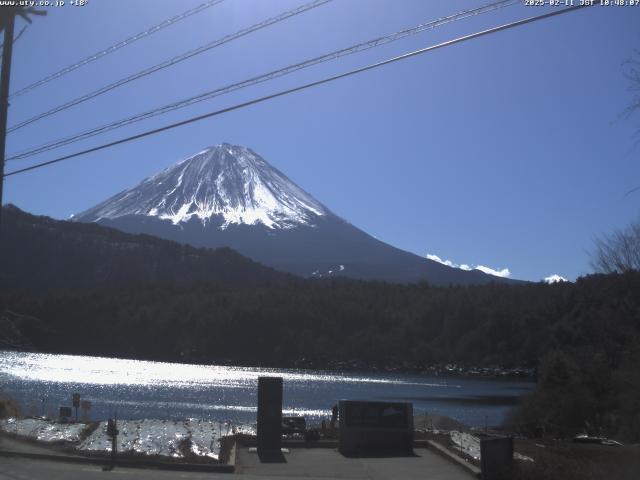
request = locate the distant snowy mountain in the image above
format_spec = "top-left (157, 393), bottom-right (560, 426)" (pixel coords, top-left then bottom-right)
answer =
top-left (74, 143), bottom-right (518, 285)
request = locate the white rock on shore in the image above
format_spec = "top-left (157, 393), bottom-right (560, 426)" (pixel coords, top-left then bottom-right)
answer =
top-left (79, 419), bottom-right (233, 458)
top-left (0, 417), bottom-right (86, 442)
top-left (1, 417), bottom-right (253, 460)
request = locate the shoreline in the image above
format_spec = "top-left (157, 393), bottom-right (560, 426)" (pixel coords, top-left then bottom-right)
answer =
top-left (0, 347), bottom-right (537, 380)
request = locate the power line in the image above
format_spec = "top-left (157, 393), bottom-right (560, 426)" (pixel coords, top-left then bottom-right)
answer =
top-left (4, 3), bottom-right (592, 179)
top-left (7, 0), bottom-right (333, 133)
top-left (0, 6), bottom-right (46, 233)
top-left (9, 0), bottom-right (226, 98)
top-left (7, 0), bottom-right (517, 161)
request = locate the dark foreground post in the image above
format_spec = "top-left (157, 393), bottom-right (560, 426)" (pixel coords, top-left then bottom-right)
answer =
top-left (480, 436), bottom-right (513, 480)
top-left (0, 10), bottom-right (15, 233)
top-left (257, 376), bottom-right (283, 461)
top-left (106, 418), bottom-right (119, 469)
top-left (72, 393), bottom-right (80, 422)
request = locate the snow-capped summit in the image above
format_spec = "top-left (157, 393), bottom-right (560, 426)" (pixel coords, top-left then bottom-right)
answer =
top-left (74, 143), bottom-right (521, 285)
top-left (76, 143), bottom-right (327, 230)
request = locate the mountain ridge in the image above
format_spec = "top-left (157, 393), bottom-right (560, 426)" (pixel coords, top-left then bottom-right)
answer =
top-left (0, 204), bottom-right (293, 292)
top-left (73, 143), bottom-right (521, 286)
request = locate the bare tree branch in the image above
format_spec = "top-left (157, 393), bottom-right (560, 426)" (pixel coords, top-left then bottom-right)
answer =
top-left (591, 219), bottom-right (640, 273)
top-left (621, 49), bottom-right (640, 121)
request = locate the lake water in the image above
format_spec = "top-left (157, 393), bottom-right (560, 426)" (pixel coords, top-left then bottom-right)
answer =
top-left (0, 350), bottom-right (534, 428)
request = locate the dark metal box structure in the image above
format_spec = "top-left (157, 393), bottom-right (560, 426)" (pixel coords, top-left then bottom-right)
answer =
top-left (338, 400), bottom-right (413, 456)
top-left (480, 436), bottom-right (514, 480)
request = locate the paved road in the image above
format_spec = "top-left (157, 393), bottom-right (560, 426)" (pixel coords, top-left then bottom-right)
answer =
top-left (1, 432), bottom-right (475, 480)
top-left (1, 450), bottom-right (475, 480)
top-left (1, 447), bottom-right (476, 480)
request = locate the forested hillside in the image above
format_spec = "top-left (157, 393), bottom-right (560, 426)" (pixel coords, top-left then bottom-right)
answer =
top-left (3, 272), bottom-right (638, 373)
top-left (0, 205), bottom-right (292, 291)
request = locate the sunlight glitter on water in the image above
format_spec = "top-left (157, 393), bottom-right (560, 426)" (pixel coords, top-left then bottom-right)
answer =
top-left (0, 350), bottom-right (451, 388)
top-left (0, 350), bottom-right (533, 427)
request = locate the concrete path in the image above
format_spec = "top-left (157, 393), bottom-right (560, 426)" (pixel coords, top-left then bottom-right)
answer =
top-left (0, 450), bottom-right (476, 480)
top-left (236, 447), bottom-right (477, 479)
top-left (0, 435), bottom-right (476, 480)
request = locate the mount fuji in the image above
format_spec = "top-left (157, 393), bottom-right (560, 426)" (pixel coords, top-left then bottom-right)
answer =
top-left (73, 143), bottom-right (514, 285)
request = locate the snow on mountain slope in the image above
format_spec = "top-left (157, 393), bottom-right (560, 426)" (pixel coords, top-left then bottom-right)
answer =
top-left (73, 143), bottom-right (521, 285)
top-left (75, 144), bottom-right (327, 230)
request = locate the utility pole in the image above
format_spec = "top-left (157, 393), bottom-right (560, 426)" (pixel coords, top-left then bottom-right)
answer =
top-left (0, 9), bottom-right (16, 232)
top-left (0, 6), bottom-right (46, 233)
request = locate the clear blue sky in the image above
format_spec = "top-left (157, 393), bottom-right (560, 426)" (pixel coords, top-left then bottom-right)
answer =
top-left (3, 0), bottom-right (640, 282)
